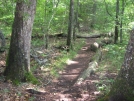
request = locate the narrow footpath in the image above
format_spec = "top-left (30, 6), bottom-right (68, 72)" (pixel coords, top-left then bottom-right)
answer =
top-left (43, 38), bottom-right (100, 101)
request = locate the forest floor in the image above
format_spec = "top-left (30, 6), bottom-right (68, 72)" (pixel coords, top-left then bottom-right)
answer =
top-left (0, 38), bottom-right (117, 101)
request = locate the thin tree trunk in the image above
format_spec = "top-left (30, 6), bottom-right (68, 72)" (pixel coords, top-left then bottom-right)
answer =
top-left (114, 0), bottom-right (119, 44)
top-left (44, 0), bottom-right (59, 49)
top-left (90, 0), bottom-right (97, 28)
top-left (76, 0), bottom-right (80, 31)
top-left (0, 31), bottom-right (5, 52)
top-left (73, 0), bottom-right (79, 41)
top-left (67, 0), bottom-right (74, 50)
top-left (4, 0), bottom-right (36, 82)
top-left (104, 0), bottom-right (112, 17)
top-left (120, 0), bottom-right (125, 43)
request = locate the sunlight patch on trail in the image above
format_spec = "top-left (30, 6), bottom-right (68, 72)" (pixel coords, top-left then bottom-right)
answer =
top-left (66, 59), bottom-right (79, 65)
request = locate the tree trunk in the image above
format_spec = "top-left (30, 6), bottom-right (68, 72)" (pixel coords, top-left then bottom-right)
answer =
top-left (90, 0), bottom-right (97, 28)
top-left (4, 0), bottom-right (36, 82)
top-left (73, 0), bottom-right (79, 41)
top-left (120, 0), bottom-right (125, 43)
top-left (0, 31), bottom-right (6, 52)
top-left (67, 0), bottom-right (74, 50)
top-left (44, 0), bottom-right (60, 49)
top-left (104, 0), bottom-right (112, 17)
top-left (108, 29), bottom-right (134, 101)
top-left (114, 0), bottom-right (119, 44)
top-left (76, 0), bottom-right (80, 32)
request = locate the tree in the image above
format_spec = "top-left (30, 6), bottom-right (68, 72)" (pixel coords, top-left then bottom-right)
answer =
top-left (73, 0), bottom-right (79, 41)
top-left (107, 29), bottom-right (134, 101)
top-left (4, 0), bottom-right (36, 82)
top-left (104, 0), bottom-right (112, 17)
top-left (0, 31), bottom-right (6, 52)
top-left (90, 0), bottom-right (97, 28)
top-left (44, 0), bottom-right (60, 49)
top-left (114, 0), bottom-right (119, 44)
top-left (119, 0), bottom-right (125, 43)
top-left (67, 0), bottom-right (74, 50)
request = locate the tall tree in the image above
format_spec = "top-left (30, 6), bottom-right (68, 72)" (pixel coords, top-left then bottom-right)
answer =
top-left (120, 0), bottom-right (125, 43)
top-left (67, 0), bottom-right (74, 50)
top-left (44, 0), bottom-right (60, 49)
top-left (90, 0), bottom-right (97, 28)
top-left (73, 0), bottom-right (79, 41)
top-left (107, 29), bottom-right (134, 101)
top-left (4, 0), bottom-right (36, 82)
top-left (114, 0), bottom-right (119, 44)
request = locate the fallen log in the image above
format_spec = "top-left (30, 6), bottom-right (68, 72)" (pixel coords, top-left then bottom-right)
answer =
top-left (49, 33), bottom-right (67, 38)
top-left (74, 35), bottom-right (113, 85)
top-left (89, 38), bottom-right (113, 52)
top-left (101, 37), bottom-right (113, 44)
top-left (101, 32), bottom-right (114, 37)
top-left (76, 34), bottom-right (101, 38)
top-left (75, 61), bottom-right (98, 85)
top-left (48, 33), bottom-right (101, 39)
top-left (74, 50), bottom-right (102, 85)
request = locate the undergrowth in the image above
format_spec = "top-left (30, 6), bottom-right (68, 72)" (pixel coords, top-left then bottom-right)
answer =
top-left (96, 32), bottom-right (129, 99)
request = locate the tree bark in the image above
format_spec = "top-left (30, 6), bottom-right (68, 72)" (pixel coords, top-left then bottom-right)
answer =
top-left (108, 29), bottom-right (134, 101)
top-left (67, 0), bottom-right (74, 50)
top-left (90, 0), bottom-right (97, 28)
top-left (120, 0), bottom-right (125, 43)
top-left (44, 0), bottom-right (60, 49)
top-left (114, 0), bottom-right (119, 44)
top-left (4, 0), bottom-right (36, 82)
top-left (0, 31), bottom-right (6, 52)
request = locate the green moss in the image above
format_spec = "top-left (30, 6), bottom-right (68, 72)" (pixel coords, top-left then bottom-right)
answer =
top-left (25, 72), bottom-right (39, 84)
top-left (6, 52), bottom-right (9, 67)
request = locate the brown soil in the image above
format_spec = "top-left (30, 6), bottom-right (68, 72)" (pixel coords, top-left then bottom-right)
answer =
top-left (43, 38), bottom-right (97, 101)
top-left (0, 38), bottom-right (116, 101)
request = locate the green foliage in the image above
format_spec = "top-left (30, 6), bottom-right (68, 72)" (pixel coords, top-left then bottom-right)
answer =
top-left (0, 1), bottom-right (15, 26)
top-left (98, 39), bottom-right (128, 72)
top-left (32, 38), bottom-right (44, 47)
top-left (1, 0), bottom-right (134, 37)
top-left (97, 31), bottom-right (129, 98)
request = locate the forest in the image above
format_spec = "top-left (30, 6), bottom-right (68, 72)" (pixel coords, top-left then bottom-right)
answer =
top-left (0, 0), bottom-right (134, 101)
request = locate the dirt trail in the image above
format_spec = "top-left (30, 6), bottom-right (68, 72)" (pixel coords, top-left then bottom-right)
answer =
top-left (0, 38), bottom-right (116, 101)
top-left (0, 38), bottom-right (100, 101)
top-left (43, 38), bottom-right (100, 101)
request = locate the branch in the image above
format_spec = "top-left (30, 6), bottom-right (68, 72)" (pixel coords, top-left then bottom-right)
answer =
top-left (104, 0), bottom-right (112, 17)
top-left (47, 0), bottom-right (60, 30)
